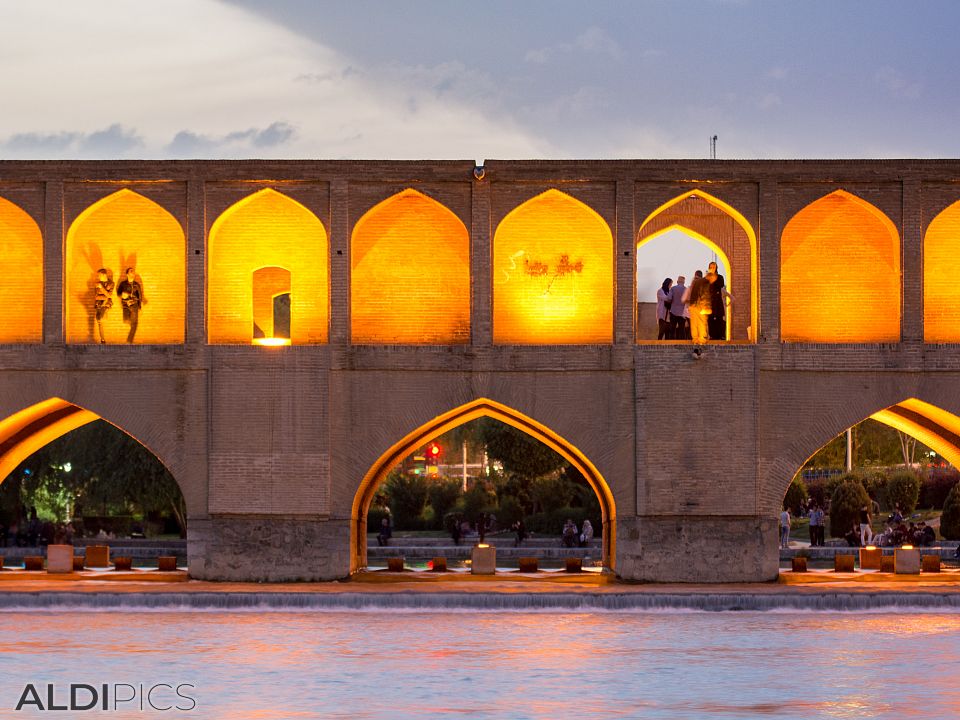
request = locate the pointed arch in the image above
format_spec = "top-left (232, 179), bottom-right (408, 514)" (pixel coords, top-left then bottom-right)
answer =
top-left (637, 224), bottom-right (735, 341)
top-left (208, 188), bottom-right (328, 344)
top-left (781, 189), bottom-right (900, 343)
top-left (351, 188), bottom-right (470, 344)
top-left (924, 199), bottom-right (960, 342)
top-left (637, 190), bottom-right (758, 342)
top-left (0, 196), bottom-right (43, 342)
top-left (65, 189), bottom-right (185, 344)
top-left (351, 397), bottom-right (617, 572)
top-left (493, 189), bottom-right (613, 344)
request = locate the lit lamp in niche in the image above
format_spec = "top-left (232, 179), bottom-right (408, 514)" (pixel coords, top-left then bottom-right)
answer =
top-left (251, 266), bottom-right (291, 346)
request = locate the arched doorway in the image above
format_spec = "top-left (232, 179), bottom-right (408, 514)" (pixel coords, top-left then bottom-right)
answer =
top-left (781, 189), bottom-right (900, 343)
top-left (351, 188), bottom-right (470, 344)
top-left (492, 189), bottom-right (613, 344)
top-left (208, 188), bottom-right (328, 345)
top-left (637, 190), bottom-right (757, 343)
top-left (924, 199), bottom-right (960, 342)
top-left (65, 189), bottom-right (185, 345)
top-left (0, 398), bottom-right (188, 561)
top-left (0, 195), bottom-right (43, 343)
top-left (350, 398), bottom-right (617, 572)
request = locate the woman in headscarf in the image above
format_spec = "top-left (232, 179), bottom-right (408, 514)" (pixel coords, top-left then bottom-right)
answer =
top-left (656, 278), bottom-right (673, 340)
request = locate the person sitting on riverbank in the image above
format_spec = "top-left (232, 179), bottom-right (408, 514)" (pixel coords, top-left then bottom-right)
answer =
top-left (562, 519), bottom-right (578, 548)
top-left (377, 517), bottom-right (392, 547)
top-left (580, 519), bottom-right (594, 547)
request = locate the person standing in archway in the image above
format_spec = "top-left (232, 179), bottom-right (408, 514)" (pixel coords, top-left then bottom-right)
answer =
top-left (93, 268), bottom-right (114, 344)
top-left (684, 270), bottom-right (712, 350)
top-left (706, 261), bottom-right (732, 341)
top-left (656, 278), bottom-right (673, 340)
top-left (667, 275), bottom-right (688, 340)
top-left (117, 267), bottom-right (143, 344)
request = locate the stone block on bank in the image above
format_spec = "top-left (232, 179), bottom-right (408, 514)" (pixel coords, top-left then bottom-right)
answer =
top-left (791, 557), bottom-right (807, 572)
top-left (471, 544), bottom-right (496, 575)
top-left (834, 554), bottom-right (855, 572)
top-left (85, 545), bottom-right (110, 568)
top-left (24, 556), bottom-right (43, 571)
top-left (565, 557), bottom-right (583, 573)
top-left (859, 547), bottom-right (882, 570)
top-left (921, 554), bottom-right (941, 573)
top-left (113, 556), bottom-right (133, 571)
top-left (73, 555), bottom-right (84, 570)
top-left (894, 547), bottom-right (921, 574)
top-left (880, 555), bottom-right (895, 572)
top-left (386, 557), bottom-right (405, 572)
top-left (430, 557), bottom-right (447, 572)
top-left (46, 544), bottom-right (74, 573)
top-left (518, 557), bottom-right (539, 573)
top-left (157, 556), bottom-right (178, 572)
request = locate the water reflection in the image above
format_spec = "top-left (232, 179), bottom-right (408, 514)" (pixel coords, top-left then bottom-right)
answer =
top-left (0, 612), bottom-right (958, 719)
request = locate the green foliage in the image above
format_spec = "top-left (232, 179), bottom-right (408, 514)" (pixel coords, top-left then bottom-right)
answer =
top-left (2, 420), bottom-right (186, 536)
top-left (480, 419), bottom-right (568, 478)
top-left (525, 506), bottom-right (600, 537)
top-left (802, 419), bottom-right (934, 470)
top-left (460, 482), bottom-right (497, 523)
top-left (426, 478), bottom-right (462, 530)
top-left (383, 470), bottom-right (429, 530)
top-left (496, 495), bottom-right (524, 529)
top-left (940, 483), bottom-right (960, 540)
top-left (529, 474), bottom-right (576, 515)
top-left (783, 476), bottom-right (809, 515)
top-left (857, 470), bottom-right (888, 506)
top-left (885, 471), bottom-right (921, 515)
top-left (828, 478), bottom-right (870, 539)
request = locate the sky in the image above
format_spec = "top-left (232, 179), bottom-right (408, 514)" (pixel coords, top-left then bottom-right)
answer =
top-left (1, 0), bottom-right (956, 297)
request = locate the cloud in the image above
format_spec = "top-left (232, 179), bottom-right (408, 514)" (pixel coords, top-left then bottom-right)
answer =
top-left (166, 122), bottom-right (296, 157)
top-left (874, 66), bottom-right (921, 99)
top-left (525, 26), bottom-right (622, 64)
top-left (0, 124), bottom-right (143, 159)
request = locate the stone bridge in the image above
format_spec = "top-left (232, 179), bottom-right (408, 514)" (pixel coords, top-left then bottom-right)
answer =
top-left (2, 159), bottom-right (960, 582)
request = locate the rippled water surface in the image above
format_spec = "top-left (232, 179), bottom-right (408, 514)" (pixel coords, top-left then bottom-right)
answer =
top-left (1, 611), bottom-right (959, 719)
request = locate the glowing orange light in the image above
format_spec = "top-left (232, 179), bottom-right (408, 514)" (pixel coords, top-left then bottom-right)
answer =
top-left (208, 189), bottom-right (328, 344)
top-left (865, 545), bottom-right (877, 550)
top-left (352, 189), bottom-right (469, 344)
top-left (251, 337), bottom-right (291, 347)
top-left (902, 545), bottom-right (914, 550)
top-left (493, 189), bottom-right (613, 344)
top-left (0, 196), bottom-right (43, 343)
top-left (477, 544), bottom-right (490, 549)
top-left (65, 189), bottom-right (186, 344)
top-left (924, 200), bottom-right (960, 342)
top-left (428, 444), bottom-right (440, 457)
top-left (781, 190), bottom-right (900, 343)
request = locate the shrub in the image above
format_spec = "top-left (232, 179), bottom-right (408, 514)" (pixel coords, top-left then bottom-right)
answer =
top-left (941, 483), bottom-right (960, 540)
top-left (367, 507), bottom-right (390, 533)
top-left (921, 468), bottom-right (960, 509)
top-left (828, 478), bottom-right (870, 539)
top-left (426, 478), bottom-right (463, 530)
top-left (885, 471), bottom-right (921, 515)
top-left (783, 476), bottom-right (809, 515)
top-left (858, 470), bottom-right (888, 508)
top-left (383, 471), bottom-right (429, 530)
top-left (461, 482), bottom-right (497, 523)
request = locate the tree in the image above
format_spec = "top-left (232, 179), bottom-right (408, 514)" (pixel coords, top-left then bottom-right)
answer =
top-left (783, 477), bottom-right (809, 515)
top-left (383, 470), bottom-right (429, 529)
top-left (940, 483), bottom-right (960, 540)
top-left (479, 419), bottom-right (568, 478)
top-left (885, 471), bottom-right (921, 515)
top-left (829, 477), bottom-right (870, 539)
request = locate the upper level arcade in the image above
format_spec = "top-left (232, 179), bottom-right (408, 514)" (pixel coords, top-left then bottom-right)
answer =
top-left (0, 159), bottom-right (957, 357)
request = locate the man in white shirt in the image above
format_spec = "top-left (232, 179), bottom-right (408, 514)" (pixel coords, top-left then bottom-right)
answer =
top-left (667, 275), bottom-right (688, 339)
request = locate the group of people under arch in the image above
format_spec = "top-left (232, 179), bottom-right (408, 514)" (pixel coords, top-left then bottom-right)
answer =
top-left (655, 261), bottom-right (732, 347)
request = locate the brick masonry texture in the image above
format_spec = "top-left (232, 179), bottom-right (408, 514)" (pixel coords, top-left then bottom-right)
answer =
top-left (1, 159), bottom-right (960, 582)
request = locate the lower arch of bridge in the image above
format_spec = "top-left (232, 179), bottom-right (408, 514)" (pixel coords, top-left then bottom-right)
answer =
top-left (350, 398), bottom-right (617, 573)
top-left (0, 398), bottom-right (187, 545)
top-left (786, 398), bottom-right (960, 505)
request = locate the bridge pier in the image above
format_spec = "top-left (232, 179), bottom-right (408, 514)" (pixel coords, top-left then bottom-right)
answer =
top-left (187, 517), bottom-right (351, 582)
top-left (616, 515), bottom-right (779, 583)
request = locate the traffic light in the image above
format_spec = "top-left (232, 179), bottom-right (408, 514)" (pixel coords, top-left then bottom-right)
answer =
top-left (427, 443), bottom-right (442, 461)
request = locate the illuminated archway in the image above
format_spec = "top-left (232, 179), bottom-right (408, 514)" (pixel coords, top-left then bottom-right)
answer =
top-left (351, 398), bottom-right (617, 572)
top-left (0, 196), bottom-right (43, 343)
top-left (924, 199), bottom-right (960, 342)
top-left (252, 266), bottom-right (291, 344)
top-left (493, 189), bottom-right (613, 344)
top-left (636, 224), bottom-right (734, 341)
top-left (637, 191), bottom-right (758, 342)
top-left (351, 189), bottom-right (469, 344)
top-left (781, 190), bottom-right (900, 343)
top-left (65, 189), bottom-right (185, 344)
top-left (208, 188), bottom-right (328, 344)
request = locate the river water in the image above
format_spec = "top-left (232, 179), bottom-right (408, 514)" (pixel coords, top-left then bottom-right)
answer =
top-left (1, 610), bottom-right (958, 719)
